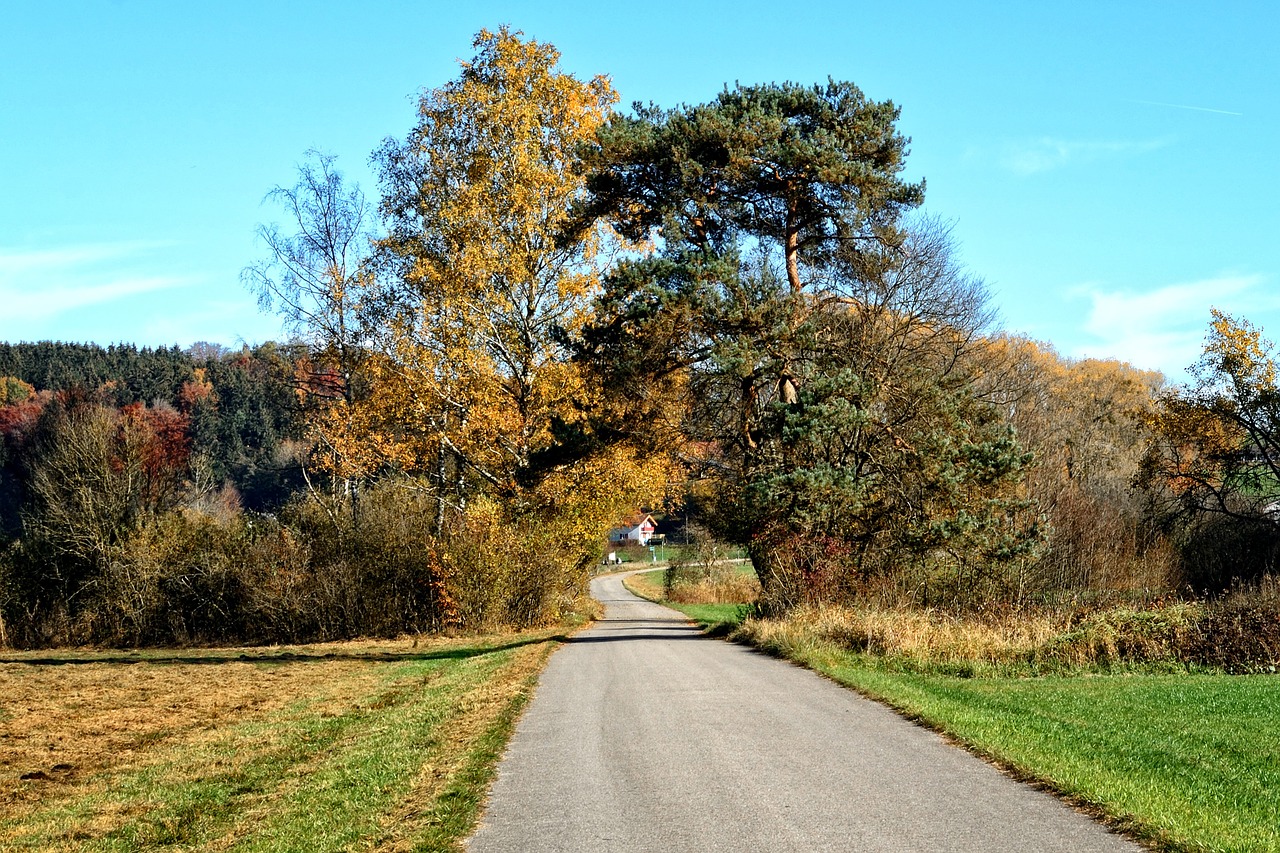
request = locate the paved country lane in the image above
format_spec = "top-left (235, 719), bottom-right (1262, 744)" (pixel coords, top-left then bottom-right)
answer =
top-left (467, 572), bottom-right (1141, 852)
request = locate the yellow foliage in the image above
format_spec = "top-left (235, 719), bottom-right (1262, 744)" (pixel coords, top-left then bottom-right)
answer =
top-left (978, 335), bottom-right (1171, 592)
top-left (368, 27), bottom-right (622, 500)
top-left (1197, 308), bottom-right (1277, 399)
top-left (1142, 311), bottom-right (1279, 510)
top-left (1, 375), bottom-right (35, 405)
top-left (995, 336), bottom-right (1163, 486)
top-left (296, 27), bottom-right (676, 612)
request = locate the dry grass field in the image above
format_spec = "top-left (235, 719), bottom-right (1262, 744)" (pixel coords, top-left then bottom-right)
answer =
top-left (0, 632), bottom-right (566, 851)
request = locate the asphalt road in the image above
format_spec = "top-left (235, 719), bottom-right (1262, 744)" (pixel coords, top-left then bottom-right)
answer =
top-left (467, 572), bottom-right (1141, 852)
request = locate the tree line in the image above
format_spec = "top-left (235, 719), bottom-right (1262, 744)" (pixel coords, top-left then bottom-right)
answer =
top-left (2, 27), bottom-right (1276, 647)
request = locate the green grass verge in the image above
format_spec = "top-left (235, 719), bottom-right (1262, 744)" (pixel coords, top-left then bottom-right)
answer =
top-left (775, 643), bottom-right (1280, 852)
top-left (662, 602), bottom-right (753, 636)
top-left (409, 652), bottom-right (543, 851)
top-left (618, 568), bottom-right (665, 602)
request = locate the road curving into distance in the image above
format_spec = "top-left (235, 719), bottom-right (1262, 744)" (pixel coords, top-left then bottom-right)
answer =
top-left (467, 571), bottom-right (1141, 852)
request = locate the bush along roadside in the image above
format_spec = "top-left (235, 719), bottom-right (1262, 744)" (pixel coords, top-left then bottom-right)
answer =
top-left (628, 565), bottom-right (1280, 676)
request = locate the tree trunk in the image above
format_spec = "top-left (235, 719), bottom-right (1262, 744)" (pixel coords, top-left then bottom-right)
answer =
top-left (784, 219), bottom-right (802, 294)
top-left (781, 208), bottom-right (803, 404)
top-left (434, 411), bottom-right (449, 534)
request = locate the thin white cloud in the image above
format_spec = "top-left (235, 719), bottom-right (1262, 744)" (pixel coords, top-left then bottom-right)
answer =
top-left (1129, 99), bottom-right (1243, 117)
top-left (1000, 137), bottom-right (1170, 176)
top-left (0, 242), bottom-right (288, 346)
top-left (6, 275), bottom-right (193, 319)
top-left (1073, 274), bottom-right (1272, 379)
top-left (0, 242), bottom-right (174, 276)
top-left (0, 242), bottom-right (192, 326)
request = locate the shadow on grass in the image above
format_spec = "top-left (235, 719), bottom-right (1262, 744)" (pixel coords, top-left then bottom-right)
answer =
top-left (699, 620), bottom-right (742, 638)
top-left (0, 633), bottom-right (568, 668)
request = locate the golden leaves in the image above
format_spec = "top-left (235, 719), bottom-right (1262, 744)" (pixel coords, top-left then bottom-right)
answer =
top-left (1197, 308), bottom-right (1277, 398)
top-left (323, 25), bottom-right (675, 560)
top-left (1142, 311), bottom-right (1279, 504)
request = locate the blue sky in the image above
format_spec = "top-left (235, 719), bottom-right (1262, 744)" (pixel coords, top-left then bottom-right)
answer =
top-left (2, 1), bottom-right (1276, 382)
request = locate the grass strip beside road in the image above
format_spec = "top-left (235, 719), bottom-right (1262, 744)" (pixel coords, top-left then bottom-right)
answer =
top-left (0, 630), bottom-right (564, 852)
top-left (760, 635), bottom-right (1280, 851)
top-left (618, 567), bottom-right (666, 602)
top-left (626, 568), bottom-right (1280, 851)
top-left (817, 662), bottom-right (1280, 852)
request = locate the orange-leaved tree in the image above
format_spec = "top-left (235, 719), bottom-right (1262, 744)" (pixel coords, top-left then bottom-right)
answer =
top-left (353, 28), bottom-right (673, 622)
top-left (1146, 308), bottom-right (1280, 535)
top-left (1142, 310), bottom-right (1280, 521)
top-left (989, 336), bottom-right (1170, 595)
top-left (1139, 311), bottom-right (1280, 587)
top-left (368, 27), bottom-right (666, 518)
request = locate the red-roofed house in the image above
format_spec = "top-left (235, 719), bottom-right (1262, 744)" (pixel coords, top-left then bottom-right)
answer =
top-left (608, 512), bottom-right (657, 546)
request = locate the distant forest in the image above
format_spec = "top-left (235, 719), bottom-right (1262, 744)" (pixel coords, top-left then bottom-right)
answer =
top-left (0, 341), bottom-right (308, 523)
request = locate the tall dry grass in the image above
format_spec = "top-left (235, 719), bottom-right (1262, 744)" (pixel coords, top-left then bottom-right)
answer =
top-left (662, 562), bottom-right (760, 605)
top-left (730, 596), bottom-right (1280, 673)
top-left (737, 603), bottom-right (1070, 669)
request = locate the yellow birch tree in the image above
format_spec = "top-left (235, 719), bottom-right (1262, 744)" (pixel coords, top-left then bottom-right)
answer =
top-left (361, 26), bottom-right (673, 595)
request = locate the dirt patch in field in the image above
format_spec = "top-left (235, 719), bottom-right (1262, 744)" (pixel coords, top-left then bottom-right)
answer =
top-left (0, 637), bottom-right (471, 817)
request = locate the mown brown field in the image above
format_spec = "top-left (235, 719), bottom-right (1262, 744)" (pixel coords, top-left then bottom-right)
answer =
top-left (0, 634), bottom-right (561, 851)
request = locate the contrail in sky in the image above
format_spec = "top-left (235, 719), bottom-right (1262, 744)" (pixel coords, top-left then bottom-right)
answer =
top-left (1130, 99), bottom-right (1243, 116)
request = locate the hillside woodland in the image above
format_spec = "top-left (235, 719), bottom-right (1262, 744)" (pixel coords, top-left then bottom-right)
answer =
top-left (2, 28), bottom-right (1277, 653)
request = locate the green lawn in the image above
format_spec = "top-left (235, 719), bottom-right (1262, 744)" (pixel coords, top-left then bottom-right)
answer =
top-left (661, 602), bottom-right (752, 635)
top-left (800, 646), bottom-right (1280, 851)
top-left (824, 666), bottom-right (1280, 852)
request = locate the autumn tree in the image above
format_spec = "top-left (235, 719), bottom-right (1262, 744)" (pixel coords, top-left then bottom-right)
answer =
top-left (1, 377), bottom-right (34, 406)
top-left (1140, 311), bottom-right (1280, 585)
top-left (302, 26), bottom-right (672, 626)
top-left (0, 383), bottom-right (45, 540)
top-left (1142, 312), bottom-right (1280, 519)
top-left (243, 151), bottom-right (377, 510)
top-left (987, 337), bottom-right (1170, 596)
top-left (9, 396), bottom-right (191, 617)
top-left (576, 83), bottom-right (1039, 608)
top-left (370, 26), bottom-right (663, 527)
